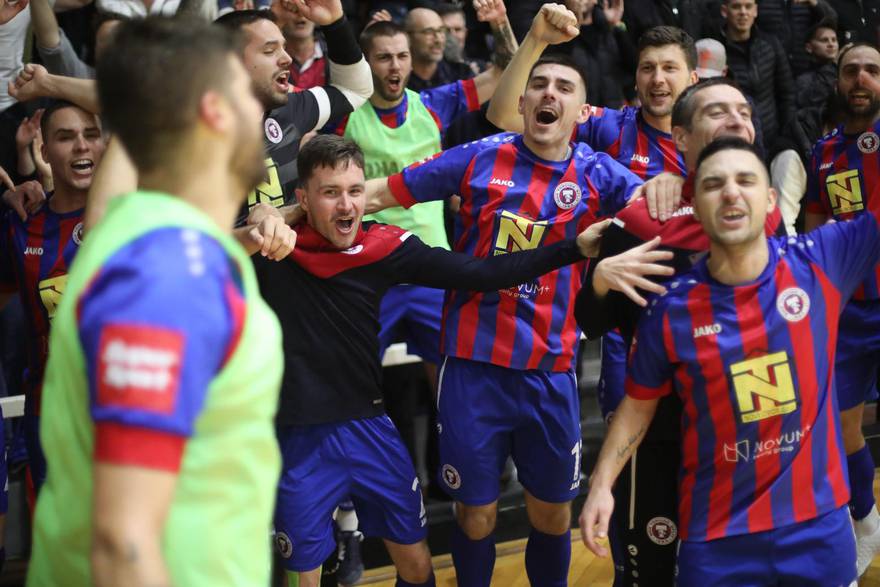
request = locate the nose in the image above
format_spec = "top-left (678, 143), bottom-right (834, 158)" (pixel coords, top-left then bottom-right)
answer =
top-left (278, 48), bottom-right (292, 69)
top-left (73, 134), bottom-right (88, 151)
top-left (337, 193), bottom-right (354, 212)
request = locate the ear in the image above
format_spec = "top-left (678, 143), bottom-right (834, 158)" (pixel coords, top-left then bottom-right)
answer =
top-left (517, 94), bottom-right (525, 116)
top-left (40, 140), bottom-right (49, 166)
top-left (295, 187), bottom-right (308, 211)
top-left (805, 42), bottom-right (814, 55)
top-left (720, 4), bottom-right (728, 19)
top-left (575, 102), bottom-right (591, 125)
top-left (767, 186), bottom-right (778, 212)
top-left (689, 69), bottom-right (699, 85)
top-left (671, 125), bottom-right (688, 154)
top-left (198, 90), bottom-right (230, 133)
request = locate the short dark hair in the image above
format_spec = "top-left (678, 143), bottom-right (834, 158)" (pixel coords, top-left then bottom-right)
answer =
top-left (360, 19), bottom-right (408, 55)
top-left (214, 8), bottom-right (276, 30)
top-left (806, 18), bottom-right (837, 42)
top-left (436, 4), bottom-right (465, 18)
top-left (96, 17), bottom-right (241, 173)
top-left (838, 41), bottom-right (880, 67)
top-left (671, 77), bottom-right (744, 129)
top-left (638, 26), bottom-right (697, 71)
top-left (40, 100), bottom-right (96, 143)
top-left (297, 135), bottom-right (365, 186)
top-left (695, 136), bottom-right (764, 176)
top-left (527, 53), bottom-right (589, 98)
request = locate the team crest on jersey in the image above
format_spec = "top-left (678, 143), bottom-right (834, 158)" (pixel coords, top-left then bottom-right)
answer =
top-left (264, 118), bottom-right (283, 144)
top-left (341, 244), bottom-right (363, 255)
top-left (553, 182), bottom-right (582, 210)
top-left (858, 131), bottom-right (880, 154)
top-left (275, 532), bottom-right (293, 558)
top-left (72, 222), bottom-right (84, 245)
top-left (441, 464), bottom-right (461, 489)
top-left (646, 517), bottom-right (677, 546)
top-left (776, 287), bottom-right (810, 322)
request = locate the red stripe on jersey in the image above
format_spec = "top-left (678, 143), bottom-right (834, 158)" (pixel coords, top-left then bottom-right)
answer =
top-left (334, 115), bottom-right (349, 136)
top-left (630, 131), bottom-right (649, 179)
top-left (388, 173), bottom-right (419, 209)
top-left (687, 284), bottom-right (736, 541)
top-left (626, 379), bottom-right (671, 399)
top-left (488, 153), bottom-right (526, 367)
top-left (732, 285), bottom-right (778, 534)
top-left (427, 108), bottom-right (443, 132)
top-left (658, 136), bottom-right (681, 175)
top-left (774, 261), bottom-right (818, 523)
top-left (94, 421), bottom-right (185, 471)
top-left (815, 264), bottom-right (850, 508)
top-left (672, 311), bottom-right (699, 539)
top-left (462, 78), bottom-right (480, 112)
top-left (380, 111), bottom-right (399, 129)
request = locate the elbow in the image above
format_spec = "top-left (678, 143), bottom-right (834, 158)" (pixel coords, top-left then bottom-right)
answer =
top-left (330, 57), bottom-right (374, 110)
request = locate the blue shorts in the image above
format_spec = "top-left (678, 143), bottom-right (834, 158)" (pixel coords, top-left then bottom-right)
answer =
top-left (676, 506), bottom-right (856, 587)
top-left (835, 300), bottom-right (880, 410)
top-left (597, 330), bottom-right (628, 419)
top-left (274, 416), bottom-right (427, 572)
top-left (378, 285), bottom-right (443, 364)
top-left (436, 356), bottom-right (581, 505)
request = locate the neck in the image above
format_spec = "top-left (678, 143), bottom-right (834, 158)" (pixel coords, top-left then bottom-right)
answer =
top-left (641, 110), bottom-right (672, 134)
top-left (706, 235), bottom-right (768, 285)
top-left (48, 183), bottom-right (87, 214)
top-left (522, 134), bottom-right (572, 162)
top-left (138, 161), bottom-right (242, 231)
top-left (843, 111), bottom-right (880, 134)
top-left (726, 25), bottom-right (750, 42)
top-left (289, 35), bottom-right (316, 63)
top-left (412, 58), bottom-right (437, 81)
top-left (370, 91), bottom-right (405, 109)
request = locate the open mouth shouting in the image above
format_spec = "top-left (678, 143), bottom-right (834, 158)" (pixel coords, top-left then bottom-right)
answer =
top-left (718, 207), bottom-right (748, 229)
top-left (70, 158), bottom-right (95, 177)
top-left (336, 215), bottom-right (355, 234)
top-left (535, 106), bottom-right (560, 127)
top-left (385, 74), bottom-right (403, 95)
top-left (274, 70), bottom-right (290, 94)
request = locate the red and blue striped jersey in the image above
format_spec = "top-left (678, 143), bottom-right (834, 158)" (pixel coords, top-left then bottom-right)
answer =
top-left (626, 211), bottom-right (880, 542)
top-left (806, 122), bottom-right (880, 300)
top-left (0, 202), bottom-right (84, 414)
top-left (388, 133), bottom-right (643, 371)
top-left (573, 106), bottom-right (687, 180)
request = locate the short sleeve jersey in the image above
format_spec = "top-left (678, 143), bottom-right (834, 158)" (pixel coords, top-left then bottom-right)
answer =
top-left (389, 132), bottom-right (643, 371)
top-left (626, 212), bottom-right (880, 543)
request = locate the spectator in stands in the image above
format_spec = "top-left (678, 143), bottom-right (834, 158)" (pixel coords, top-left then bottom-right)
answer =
top-left (1, 0), bottom-right (32, 185)
top-left (271, 0), bottom-right (328, 88)
top-left (554, 0), bottom-right (635, 108)
top-left (755, 0), bottom-right (837, 77)
top-left (438, 3), bottom-right (486, 74)
top-left (623, 0), bottom-right (713, 47)
top-left (695, 37), bottom-right (727, 79)
top-left (831, 0), bottom-right (880, 45)
top-left (406, 7), bottom-right (476, 90)
top-left (796, 19), bottom-right (838, 109)
top-left (714, 0), bottom-right (795, 154)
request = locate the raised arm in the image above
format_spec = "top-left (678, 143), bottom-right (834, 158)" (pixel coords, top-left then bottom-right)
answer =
top-left (485, 3), bottom-right (579, 132)
top-left (9, 64), bottom-right (99, 113)
top-left (30, 0), bottom-right (61, 52)
top-left (470, 0), bottom-right (518, 105)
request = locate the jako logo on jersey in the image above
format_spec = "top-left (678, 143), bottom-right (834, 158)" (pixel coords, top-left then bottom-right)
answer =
top-left (646, 517), bottom-right (677, 546)
top-left (494, 210), bottom-right (548, 255)
top-left (858, 131), bottom-right (880, 154)
top-left (441, 464), bottom-right (461, 489)
top-left (693, 323), bottom-right (722, 338)
top-left (489, 177), bottom-right (515, 188)
top-left (264, 118), bottom-right (283, 144)
top-left (96, 324), bottom-right (184, 414)
top-left (630, 153), bottom-right (650, 165)
top-left (275, 532), bottom-right (293, 558)
top-left (776, 287), bottom-right (810, 322)
top-left (553, 182), bottom-right (582, 210)
top-left (825, 169), bottom-right (865, 215)
top-left (731, 351), bottom-right (797, 423)
top-left (24, 247), bottom-right (43, 256)
top-left (672, 206), bottom-right (694, 218)
top-left (819, 162), bottom-right (834, 171)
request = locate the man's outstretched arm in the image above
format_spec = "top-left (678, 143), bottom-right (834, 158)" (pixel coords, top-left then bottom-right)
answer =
top-left (9, 64), bottom-right (99, 113)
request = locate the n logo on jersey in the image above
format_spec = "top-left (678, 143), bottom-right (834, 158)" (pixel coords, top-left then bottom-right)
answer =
top-left (38, 275), bottom-right (68, 321)
top-left (825, 169), bottom-right (865, 215)
top-left (247, 157), bottom-right (284, 210)
top-left (731, 351), bottom-right (797, 423)
top-left (493, 210), bottom-right (548, 255)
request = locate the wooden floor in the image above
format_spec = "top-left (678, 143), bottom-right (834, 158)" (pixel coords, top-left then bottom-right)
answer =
top-left (357, 479), bottom-right (880, 586)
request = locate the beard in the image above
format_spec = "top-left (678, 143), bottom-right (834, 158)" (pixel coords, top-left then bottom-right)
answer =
top-left (843, 93), bottom-right (880, 121)
top-left (371, 71), bottom-right (408, 103)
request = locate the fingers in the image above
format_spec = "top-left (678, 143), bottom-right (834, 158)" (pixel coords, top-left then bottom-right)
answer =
top-left (23, 181), bottom-right (46, 213)
top-left (248, 226), bottom-right (265, 250)
top-left (594, 506), bottom-right (611, 557)
top-left (0, 166), bottom-right (14, 192)
top-left (257, 218), bottom-right (296, 261)
top-left (629, 274), bottom-right (668, 295)
top-left (2, 189), bottom-right (28, 222)
top-left (619, 282), bottom-right (648, 307)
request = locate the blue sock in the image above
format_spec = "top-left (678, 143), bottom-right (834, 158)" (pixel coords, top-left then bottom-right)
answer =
top-left (395, 573), bottom-right (435, 587)
top-left (451, 523), bottom-right (495, 587)
top-left (525, 528), bottom-right (571, 587)
top-left (848, 444), bottom-right (876, 520)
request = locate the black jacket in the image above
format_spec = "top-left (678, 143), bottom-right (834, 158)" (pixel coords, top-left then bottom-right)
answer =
top-left (795, 60), bottom-right (837, 110)
top-left (622, 0), bottom-right (714, 45)
top-left (830, 0), bottom-right (880, 44)
top-left (717, 28), bottom-right (796, 151)
top-left (756, 0), bottom-right (837, 76)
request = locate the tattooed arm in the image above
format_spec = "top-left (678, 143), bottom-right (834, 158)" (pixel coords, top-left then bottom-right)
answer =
top-left (470, 0), bottom-right (520, 104)
top-left (92, 464), bottom-right (176, 587)
top-left (578, 395), bottom-right (658, 556)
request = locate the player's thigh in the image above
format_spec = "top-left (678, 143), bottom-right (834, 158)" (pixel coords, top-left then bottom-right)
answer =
top-left (610, 441), bottom-right (680, 587)
top-left (775, 505), bottom-right (857, 587)
top-left (676, 533), bottom-right (771, 587)
top-left (436, 356), bottom-right (515, 505)
top-left (345, 416), bottom-right (428, 546)
top-left (512, 368), bottom-right (581, 504)
top-left (274, 425), bottom-right (349, 572)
